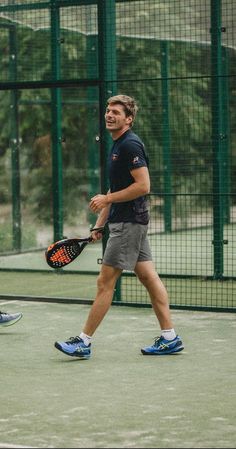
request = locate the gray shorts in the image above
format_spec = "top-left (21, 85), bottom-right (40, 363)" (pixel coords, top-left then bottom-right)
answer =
top-left (103, 222), bottom-right (152, 271)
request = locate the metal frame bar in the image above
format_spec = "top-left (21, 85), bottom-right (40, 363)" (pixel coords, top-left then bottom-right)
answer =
top-left (0, 1), bottom-right (97, 13)
top-left (211, 0), bottom-right (225, 279)
top-left (161, 41), bottom-right (172, 233)
top-left (9, 25), bottom-right (21, 251)
top-left (50, 0), bottom-right (63, 242)
top-left (0, 0), bottom-right (138, 12)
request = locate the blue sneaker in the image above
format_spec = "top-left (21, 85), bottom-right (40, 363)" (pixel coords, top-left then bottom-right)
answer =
top-left (141, 335), bottom-right (184, 355)
top-left (54, 336), bottom-right (91, 359)
top-left (0, 311), bottom-right (23, 327)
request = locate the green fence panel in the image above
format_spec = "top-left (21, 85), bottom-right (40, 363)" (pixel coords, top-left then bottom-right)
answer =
top-left (0, 0), bottom-right (235, 311)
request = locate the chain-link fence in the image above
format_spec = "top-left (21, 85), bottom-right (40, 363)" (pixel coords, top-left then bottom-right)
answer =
top-left (0, 0), bottom-right (235, 310)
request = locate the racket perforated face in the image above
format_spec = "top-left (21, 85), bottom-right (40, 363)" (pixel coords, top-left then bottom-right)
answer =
top-left (45, 227), bottom-right (104, 269)
top-left (46, 238), bottom-right (90, 268)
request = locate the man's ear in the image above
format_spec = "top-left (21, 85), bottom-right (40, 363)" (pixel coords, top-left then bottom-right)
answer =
top-left (126, 115), bottom-right (133, 125)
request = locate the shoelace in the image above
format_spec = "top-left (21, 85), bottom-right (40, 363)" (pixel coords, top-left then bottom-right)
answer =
top-left (154, 335), bottom-right (176, 350)
top-left (66, 336), bottom-right (83, 345)
top-left (154, 336), bottom-right (162, 346)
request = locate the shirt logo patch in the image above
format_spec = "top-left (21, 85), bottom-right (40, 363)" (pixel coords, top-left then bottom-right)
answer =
top-left (132, 156), bottom-right (139, 164)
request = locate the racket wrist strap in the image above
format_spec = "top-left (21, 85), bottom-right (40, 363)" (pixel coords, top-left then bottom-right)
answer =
top-left (91, 225), bottom-right (104, 233)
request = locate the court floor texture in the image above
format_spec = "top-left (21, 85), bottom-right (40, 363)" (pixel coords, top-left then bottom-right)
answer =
top-left (0, 299), bottom-right (235, 448)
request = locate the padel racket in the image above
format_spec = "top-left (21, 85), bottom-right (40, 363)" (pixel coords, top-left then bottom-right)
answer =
top-left (45, 226), bottom-right (104, 269)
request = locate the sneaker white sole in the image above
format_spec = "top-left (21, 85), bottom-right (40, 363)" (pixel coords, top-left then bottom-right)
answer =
top-left (141, 345), bottom-right (184, 355)
top-left (54, 342), bottom-right (91, 359)
top-left (0, 314), bottom-right (23, 327)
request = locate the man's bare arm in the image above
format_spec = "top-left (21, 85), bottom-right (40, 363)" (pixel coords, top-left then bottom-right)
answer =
top-left (89, 167), bottom-right (150, 213)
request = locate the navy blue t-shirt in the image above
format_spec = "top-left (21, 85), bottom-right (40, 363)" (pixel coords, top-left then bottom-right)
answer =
top-left (108, 129), bottom-right (150, 224)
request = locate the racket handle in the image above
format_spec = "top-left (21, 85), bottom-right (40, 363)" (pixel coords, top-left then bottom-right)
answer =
top-left (90, 226), bottom-right (104, 233)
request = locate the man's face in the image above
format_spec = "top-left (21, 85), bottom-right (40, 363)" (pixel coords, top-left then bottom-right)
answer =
top-left (105, 103), bottom-right (132, 132)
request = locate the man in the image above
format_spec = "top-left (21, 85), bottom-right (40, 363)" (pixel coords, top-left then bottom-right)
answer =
top-left (55, 94), bottom-right (184, 359)
top-left (0, 311), bottom-right (23, 327)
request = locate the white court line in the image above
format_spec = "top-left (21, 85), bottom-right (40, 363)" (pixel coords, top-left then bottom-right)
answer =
top-left (0, 300), bottom-right (18, 306)
top-left (0, 445), bottom-right (38, 448)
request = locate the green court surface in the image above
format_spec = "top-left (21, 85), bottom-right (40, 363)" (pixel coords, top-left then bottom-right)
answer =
top-left (0, 299), bottom-right (235, 448)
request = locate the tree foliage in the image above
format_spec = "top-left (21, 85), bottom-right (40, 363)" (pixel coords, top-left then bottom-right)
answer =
top-left (0, 18), bottom-right (235, 234)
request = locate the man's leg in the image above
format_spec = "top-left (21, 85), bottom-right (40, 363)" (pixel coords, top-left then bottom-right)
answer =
top-left (82, 263), bottom-right (122, 336)
top-left (54, 264), bottom-right (122, 358)
top-left (135, 260), bottom-right (184, 355)
top-left (134, 260), bottom-right (173, 330)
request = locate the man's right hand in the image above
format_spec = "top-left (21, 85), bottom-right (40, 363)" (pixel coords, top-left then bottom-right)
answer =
top-left (90, 227), bottom-right (104, 241)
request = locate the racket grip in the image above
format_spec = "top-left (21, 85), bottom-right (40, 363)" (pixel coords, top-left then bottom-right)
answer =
top-left (90, 226), bottom-right (104, 233)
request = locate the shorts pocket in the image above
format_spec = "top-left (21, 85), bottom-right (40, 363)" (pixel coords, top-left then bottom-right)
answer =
top-left (108, 223), bottom-right (124, 237)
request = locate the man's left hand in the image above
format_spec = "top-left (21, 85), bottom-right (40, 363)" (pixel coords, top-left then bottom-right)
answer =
top-left (89, 194), bottom-right (109, 213)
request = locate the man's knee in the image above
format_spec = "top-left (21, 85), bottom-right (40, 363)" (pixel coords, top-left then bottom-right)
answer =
top-left (137, 272), bottom-right (152, 285)
top-left (96, 273), bottom-right (105, 292)
top-left (96, 269), bottom-right (119, 292)
top-left (137, 270), bottom-right (161, 288)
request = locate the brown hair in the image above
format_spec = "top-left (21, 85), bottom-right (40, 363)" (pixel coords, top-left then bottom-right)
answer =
top-left (107, 94), bottom-right (138, 127)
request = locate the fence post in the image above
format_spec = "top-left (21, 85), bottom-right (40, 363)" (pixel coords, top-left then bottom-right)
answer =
top-left (9, 25), bottom-right (21, 251)
top-left (161, 40), bottom-right (172, 233)
top-left (211, 0), bottom-right (224, 279)
top-left (51, 0), bottom-right (63, 242)
top-left (97, 0), bottom-right (121, 300)
top-left (87, 34), bottom-right (100, 228)
top-left (221, 46), bottom-right (231, 225)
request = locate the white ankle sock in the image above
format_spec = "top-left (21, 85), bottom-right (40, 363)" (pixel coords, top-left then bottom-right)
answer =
top-left (79, 332), bottom-right (92, 346)
top-left (161, 329), bottom-right (176, 341)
